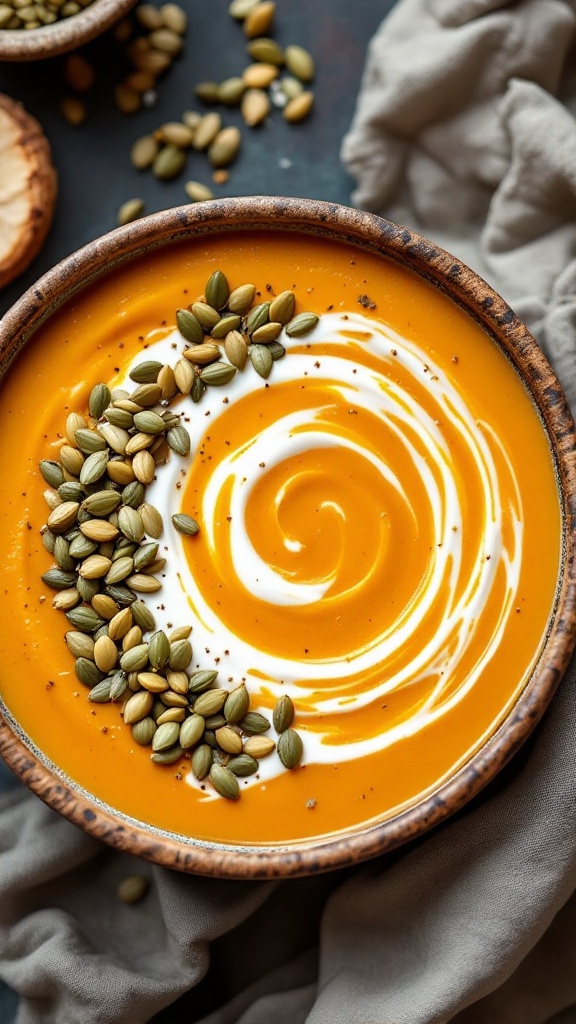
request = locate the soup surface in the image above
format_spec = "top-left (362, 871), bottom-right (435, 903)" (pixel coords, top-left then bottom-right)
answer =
top-left (0, 230), bottom-right (562, 845)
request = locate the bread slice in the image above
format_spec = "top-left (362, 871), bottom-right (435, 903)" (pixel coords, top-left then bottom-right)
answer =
top-left (0, 93), bottom-right (57, 289)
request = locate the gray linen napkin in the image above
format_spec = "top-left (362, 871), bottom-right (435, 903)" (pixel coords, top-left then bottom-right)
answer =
top-left (2, 0), bottom-right (576, 1021)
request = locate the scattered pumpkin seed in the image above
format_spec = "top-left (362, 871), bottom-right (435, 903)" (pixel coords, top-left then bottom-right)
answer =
top-left (117, 198), bottom-right (145, 226)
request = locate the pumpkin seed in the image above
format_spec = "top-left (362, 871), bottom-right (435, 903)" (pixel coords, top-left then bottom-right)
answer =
top-left (118, 199), bottom-right (145, 226)
top-left (88, 677), bottom-right (113, 703)
top-left (209, 763), bottom-right (240, 800)
top-left (211, 314), bottom-right (241, 339)
top-left (42, 567), bottom-right (77, 591)
top-left (215, 725), bottom-right (243, 755)
top-left (227, 282), bottom-right (256, 314)
top-left (243, 735), bottom-right (276, 758)
top-left (242, 62), bottom-right (279, 88)
top-left (229, 0), bottom-right (258, 17)
top-left (179, 713), bottom-right (205, 749)
top-left (47, 501), bottom-right (79, 534)
top-left (132, 451), bottom-right (156, 484)
top-left (191, 301), bottom-right (220, 330)
top-left (284, 44), bottom-right (315, 82)
top-left (59, 445), bottom-right (85, 476)
top-left (217, 77), bottom-right (246, 106)
top-left (94, 635), bottom-right (118, 672)
top-left (140, 506), bottom-right (163, 542)
top-left (130, 600), bottom-right (156, 632)
top-left (183, 342), bottom-right (220, 365)
top-left (79, 450), bottom-right (109, 486)
top-left (118, 875), bottom-right (150, 903)
top-left (191, 743), bottom-right (213, 779)
top-left (285, 311), bottom-right (319, 336)
top-left (241, 87), bottom-right (270, 126)
top-left (75, 428), bottom-right (107, 454)
top-left (123, 689), bottom-right (154, 725)
top-left (224, 684), bottom-right (250, 724)
top-left (249, 344), bottom-right (273, 379)
top-left (194, 688), bottom-right (228, 717)
top-left (224, 330), bottom-right (248, 369)
top-left (199, 361), bottom-right (237, 386)
top-left (148, 630), bottom-right (170, 670)
top-left (39, 460), bottom-right (65, 489)
top-left (176, 308), bottom-right (204, 343)
top-left (188, 669), bottom-right (218, 693)
top-left (89, 383), bottom-right (111, 420)
top-left (227, 753), bottom-right (259, 777)
top-left (194, 81), bottom-right (220, 104)
top-left (81, 491), bottom-right (121, 516)
top-left (283, 91), bottom-right (314, 123)
top-left (120, 643), bottom-right (150, 672)
top-left (273, 694), bottom-right (294, 732)
top-left (168, 639), bottom-right (192, 670)
top-left (246, 36), bottom-right (284, 65)
top-left (130, 134), bottom-right (159, 170)
top-left (129, 360), bottom-right (163, 384)
top-left (153, 144), bottom-right (186, 180)
top-left (108, 607), bottom-right (133, 641)
top-left (65, 630), bottom-right (95, 659)
top-left (239, 711), bottom-right (270, 734)
top-left (245, 301), bottom-right (270, 334)
top-left (277, 728), bottom-right (303, 768)
top-left (171, 513), bottom-right (199, 536)
top-left (192, 111), bottom-right (222, 150)
top-left (184, 181), bottom-right (214, 203)
top-left (152, 721), bottom-right (180, 751)
top-left (151, 744), bottom-right (183, 764)
top-left (132, 717), bottom-right (157, 745)
top-left (207, 126), bottom-right (241, 168)
top-left (166, 425), bottom-right (191, 456)
top-left (75, 657), bottom-right (103, 688)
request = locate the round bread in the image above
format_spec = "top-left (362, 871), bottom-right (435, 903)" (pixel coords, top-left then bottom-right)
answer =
top-left (0, 93), bottom-right (58, 289)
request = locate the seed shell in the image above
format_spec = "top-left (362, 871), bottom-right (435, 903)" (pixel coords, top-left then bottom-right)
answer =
top-left (277, 728), bottom-right (303, 768)
top-left (249, 344), bottom-right (273, 379)
top-left (191, 743), bottom-right (213, 779)
top-left (199, 361), bottom-right (237, 386)
top-left (209, 763), bottom-right (240, 800)
top-left (273, 694), bottom-right (294, 733)
top-left (176, 308), bottom-right (204, 344)
top-left (227, 753), bottom-right (259, 777)
top-left (171, 513), bottom-right (199, 536)
top-left (151, 744), bottom-right (184, 764)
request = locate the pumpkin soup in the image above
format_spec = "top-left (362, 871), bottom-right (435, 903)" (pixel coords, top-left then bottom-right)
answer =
top-left (0, 230), bottom-right (562, 846)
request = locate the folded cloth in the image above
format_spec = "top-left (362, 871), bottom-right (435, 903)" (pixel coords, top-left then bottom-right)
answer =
top-left (3, 1), bottom-right (576, 1022)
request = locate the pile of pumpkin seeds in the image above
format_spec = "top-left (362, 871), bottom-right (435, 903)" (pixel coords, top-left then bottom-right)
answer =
top-left (60, 2), bottom-right (187, 127)
top-left (0, 0), bottom-right (94, 30)
top-left (120, 0), bottom-right (315, 219)
top-left (39, 268), bottom-right (315, 798)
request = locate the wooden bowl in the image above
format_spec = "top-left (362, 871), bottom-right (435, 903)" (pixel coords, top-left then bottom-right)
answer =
top-left (0, 197), bottom-right (575, 878)
top-left (0, 0), bottom-right (137, 60)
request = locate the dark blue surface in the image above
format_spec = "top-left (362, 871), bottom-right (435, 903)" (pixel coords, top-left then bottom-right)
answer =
top-left (0, 0), bottom-right (393, 1018)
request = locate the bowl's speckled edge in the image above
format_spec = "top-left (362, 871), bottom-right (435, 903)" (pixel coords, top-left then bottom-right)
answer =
top-left (1, 197), bottom-right (575, 880)
top-left (0, 0), bottom-right (137, 60)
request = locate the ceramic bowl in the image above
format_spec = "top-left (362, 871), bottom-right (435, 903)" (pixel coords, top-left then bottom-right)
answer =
top-left (0, 0), bottom-right (137, 60)
top-left (0, 197), bottom-right (575, 878)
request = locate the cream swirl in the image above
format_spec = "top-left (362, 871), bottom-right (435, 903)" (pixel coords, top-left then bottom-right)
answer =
top-left (120, 312), bottom-right (523, 769)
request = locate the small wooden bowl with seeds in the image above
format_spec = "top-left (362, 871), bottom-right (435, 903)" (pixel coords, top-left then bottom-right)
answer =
top-left (0, 197), bottom-right (575, 880)
top-left (0, 0), bottom-right (138, 60)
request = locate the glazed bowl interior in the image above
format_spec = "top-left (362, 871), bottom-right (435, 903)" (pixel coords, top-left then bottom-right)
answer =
top-left (0, 196), bottom-right (575, 879)
top-left (0, 0), bottom-right (137, 60)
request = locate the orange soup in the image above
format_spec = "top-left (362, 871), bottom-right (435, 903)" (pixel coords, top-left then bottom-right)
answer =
top-left (0, 230), bottom-right (562, 845)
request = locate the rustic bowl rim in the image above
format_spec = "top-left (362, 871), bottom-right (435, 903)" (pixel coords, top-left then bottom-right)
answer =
top-left (0, 0), bottom-right (137, 60)
top-left (1, 195), bottom-right (575, 880)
